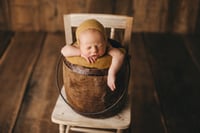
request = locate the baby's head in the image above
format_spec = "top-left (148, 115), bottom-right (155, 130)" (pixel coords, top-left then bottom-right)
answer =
top-left (76, 19), bottom-right (107, 58)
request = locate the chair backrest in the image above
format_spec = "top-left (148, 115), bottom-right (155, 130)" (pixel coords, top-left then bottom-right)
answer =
top-left (63, 13), bottom-right (133, 50)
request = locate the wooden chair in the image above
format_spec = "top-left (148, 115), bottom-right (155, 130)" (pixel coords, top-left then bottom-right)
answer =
top-left (51, 13), bottom-right (133, 133)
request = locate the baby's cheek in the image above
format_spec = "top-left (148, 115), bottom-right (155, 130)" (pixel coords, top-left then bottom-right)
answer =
top-left (82, 50), bottom-right (91, 57)
top-left (99, 49), bottom-right (106, 56)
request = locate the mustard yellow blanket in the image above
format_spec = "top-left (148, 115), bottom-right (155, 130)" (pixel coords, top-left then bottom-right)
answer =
top-left (66, 55), bottom-right (112, 69)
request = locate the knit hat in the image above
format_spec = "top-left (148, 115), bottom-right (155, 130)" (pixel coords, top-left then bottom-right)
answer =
top-left (75, 19), bottom-right (107, 43)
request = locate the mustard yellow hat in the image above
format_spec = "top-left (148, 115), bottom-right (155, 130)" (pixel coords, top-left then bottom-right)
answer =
top-left (75, 19), bottom-right (107, 42)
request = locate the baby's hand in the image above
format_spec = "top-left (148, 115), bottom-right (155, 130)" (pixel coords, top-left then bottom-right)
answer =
top-left (81, 54), bottom-right (97, 63)
top-left (87, 56), bottom-right (97, 63)
top-left (107, 74), bottom-right (116, 91)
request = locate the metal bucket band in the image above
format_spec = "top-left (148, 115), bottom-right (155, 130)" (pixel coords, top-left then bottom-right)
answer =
top-left (63, 57), bottom-right (109, 76)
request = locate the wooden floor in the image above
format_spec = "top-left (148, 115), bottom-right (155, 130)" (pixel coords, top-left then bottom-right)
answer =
top-left (0, 31), bottom-right (200, 133)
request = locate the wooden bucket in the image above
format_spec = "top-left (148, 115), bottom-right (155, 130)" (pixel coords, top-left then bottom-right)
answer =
top-left (62, 56), bottom-right (130, 118)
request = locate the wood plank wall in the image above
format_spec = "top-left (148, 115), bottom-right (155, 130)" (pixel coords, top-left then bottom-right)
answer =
top-left (0, 0), bottom-right (200, 33)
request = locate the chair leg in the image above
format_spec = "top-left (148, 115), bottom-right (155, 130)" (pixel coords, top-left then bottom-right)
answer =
top-left (59, 124), bottom-right (66, 133)
top-left (65, 125), bottom-right (71, 133)
top-left (116, 129), bottom-right (123, 133)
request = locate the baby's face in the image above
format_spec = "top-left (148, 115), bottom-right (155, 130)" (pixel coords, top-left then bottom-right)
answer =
top-left (79, 29), bottom-right (106, 58)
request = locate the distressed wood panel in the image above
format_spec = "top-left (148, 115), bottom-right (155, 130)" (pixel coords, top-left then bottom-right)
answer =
top-left (10, 5), bottom-right (40, 31)
top-left (11, 0), bottom-right (38, 5)
top-left (13, 32), bottom-right (65, 133)
top-left (56, 0), bottom-right (91, 31)
top-left (39, 0), bottom-right (61, 32)
top-left (133, 0), bottom-right (168, 32)
top-left (133, 0), bottom-right (200, 33)
top-left (0, 31), bottom-right (199, 132)
top-left (0, 32), bottom-right (45, 132)
top-left (9, 0), bottom-right (115, 32)
top-left (184, 35), bottom-right (200, 72)
top-left (0, 0), bottom-right (10, 30)
top-left (130, 33), bottom-right (166, 133)
top-left (168, 0), bottom-right (200, 33)
top-left (58, 0), bottom-right (115, 31)
top-left (0, 31), bottom-right (13, 59)
top-left (114, 0), bottom-right (133, 15)
top-left (196, 6), bottom-right (200, 34)
top-left (87, 0), bottom-right (113, 13)
top-left (1, 0), bottom-right (200, 33)
top-left (9, 0), bottom-right (40, 31)
top-left (144, 34), bottom-right (200, 132)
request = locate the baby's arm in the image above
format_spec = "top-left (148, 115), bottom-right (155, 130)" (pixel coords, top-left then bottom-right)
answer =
top-left (107, 46), bottom-right (125, 91)
top-left (61, 45), bottom-right (96, 63)
top-left (61, 45), bottom-right (81, 57)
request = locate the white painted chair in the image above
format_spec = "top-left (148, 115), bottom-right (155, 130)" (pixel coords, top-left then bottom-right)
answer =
top-left (51, 13), bottom-right (133, 133)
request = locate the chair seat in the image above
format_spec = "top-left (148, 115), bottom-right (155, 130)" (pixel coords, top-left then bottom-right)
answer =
top-left (51, 87), bottom-right (131, 132)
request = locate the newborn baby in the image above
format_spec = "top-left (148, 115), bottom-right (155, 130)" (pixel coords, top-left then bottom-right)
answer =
top-left (61, 19), bottom-right (125, 91)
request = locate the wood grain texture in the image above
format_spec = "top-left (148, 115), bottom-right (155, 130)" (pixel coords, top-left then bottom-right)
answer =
top-left (0, 32), bottom-right (200, 132)
top-left (1, 0), bottom-right (199, 33)
top-left (13, 32), bottom-right (65, 133)
top-left (39, 0), bottom-right (60, 32)
top-left (168, 0), bottom-right (200, 33)
top-left (144, 34), bottom-right (200, 133)
top-left (0, 0), bottom-right (10, 30)
top-left (196, 4), bottom-right (200, 34)
top-left (56, 0), bottom-right (91, 31)
top-left (0, 32), bottom-right (45, 132)
top-left (133, 0), bottom-right (168, 32)
top-left (87, 0), bottom-right (113, 13)
top-left (184, 35), bottom-right (200, 73)
top-left (10, 5), bottom-right (40, 31)
top-left (114, 0), bottom-right (133, 15)
top-left (0, 31), bottom-right (13, 59)
top-left (130, 33), bottom-right (166, 133)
